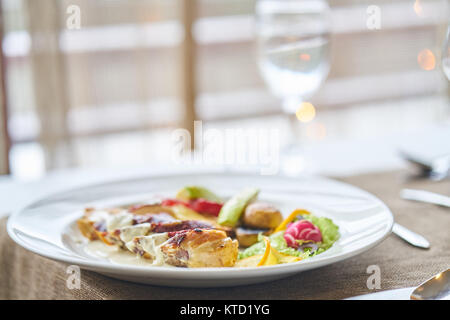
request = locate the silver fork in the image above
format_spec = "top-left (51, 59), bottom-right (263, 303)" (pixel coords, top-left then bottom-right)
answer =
top-left (399, 150), bottom-right (450, 181)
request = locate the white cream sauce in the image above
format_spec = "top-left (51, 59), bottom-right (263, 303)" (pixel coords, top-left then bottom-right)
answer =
top-left (106, 211), bottom-right (133, 232)
top-left (125, 233), bottom-right (169, 266)
top-left (84, 237), bottom-right (174, 268)
top-left (119, 223), bottom-right (152, 243)
top-left (85, 240), bottom-right (156, 267)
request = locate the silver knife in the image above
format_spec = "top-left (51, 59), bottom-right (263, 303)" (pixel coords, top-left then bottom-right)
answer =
top-left (392, 223), bottom-right (430, 249)
top-left (401, 189), bottom-right (450, 208)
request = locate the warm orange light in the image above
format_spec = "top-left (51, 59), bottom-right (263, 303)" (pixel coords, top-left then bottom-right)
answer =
top-left (286, 36), bottom-right (298, 43)
top-left (413, 0), bottom-right (424, 17)
top-left (417, 49), bottom-right (436, 71)
top-left (299, 53), bottom-right (311, 61)
top-left (306, 122), bottom-right (327, 140)
top-left (296, 102), bottom-right (316, 123)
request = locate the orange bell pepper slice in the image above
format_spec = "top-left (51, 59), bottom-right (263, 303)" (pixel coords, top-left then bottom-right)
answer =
top-left (274, 209), bottom-right (311, 233)
top-left (257, 237), bottom-right (277, 266)
top-left (256, 236), bottom-right (302, 267)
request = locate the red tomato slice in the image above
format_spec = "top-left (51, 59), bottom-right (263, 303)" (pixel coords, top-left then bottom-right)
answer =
top-left (161, 198), bottom-right (223, 216)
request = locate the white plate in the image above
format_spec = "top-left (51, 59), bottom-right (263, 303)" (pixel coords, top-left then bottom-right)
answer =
top-left (7, 172), bottom-right (394, 287)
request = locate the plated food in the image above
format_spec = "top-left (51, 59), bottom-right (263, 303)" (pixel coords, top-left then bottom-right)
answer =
top-left (8, 172), bottom-right (394, 286)
top-left (78, 186), bottom-right (339, 268)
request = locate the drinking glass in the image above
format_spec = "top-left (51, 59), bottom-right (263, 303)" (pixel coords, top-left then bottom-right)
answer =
top-left (256, 0), bottom-right (331, 114)
top-left (255, 0), bottom-right (331, 174)
top-left (443, 24), bottom-right (450, 80)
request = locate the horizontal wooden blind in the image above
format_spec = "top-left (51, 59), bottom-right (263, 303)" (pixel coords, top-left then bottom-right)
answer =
top-left (0, 1), bottom-right (9, 174)
top-left (1, 0), bottom-right (448, 172)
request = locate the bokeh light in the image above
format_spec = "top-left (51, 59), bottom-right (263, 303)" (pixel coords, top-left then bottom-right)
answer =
top-left (299, 53), bottom-right (311, 61)
top-left (413, 0), bottom-right (424, 17)
top-left (296, 102), bottom-right (316, 123)
top-left (417, 49), bottom-right (436, 71)
top-left (306, 122), bottom-right (327, 140)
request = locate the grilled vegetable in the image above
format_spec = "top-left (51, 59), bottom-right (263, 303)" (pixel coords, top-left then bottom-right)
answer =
top-left (234, 254), bottom-right (263, 267)
top-left (235, 227), bottom-right (269, 248)
top-left (176, 186), bottom-right (223, 203)
top-left (129, 204), bottom-right (176, 217)
top-left (187, 199), bottom-right (223, 216)
top-left (238, 237), bottom-right (302, 267)
top-left (162, 198), bottom-right (223, 216)
top-left (239, 231), bottom-right (309, 260)
top-left (243, 202), bottom-right (282, 229)
top-left (217, 187), bottom-right (259, 227)
top-left (274, 209), bottom-right (311, 233)
top-left (170, 205), bottom-right (219, 226)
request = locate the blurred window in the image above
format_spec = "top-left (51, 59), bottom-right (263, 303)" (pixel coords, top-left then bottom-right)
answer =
top-left (1, 0), bottom-right (449, 179)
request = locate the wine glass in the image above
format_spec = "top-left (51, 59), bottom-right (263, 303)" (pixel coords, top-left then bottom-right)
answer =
top-left (442, 24), bottom-right (450, 80)
top-left (255, 0), bottom-right (331, 174)
top-left (256, 0), bottom-right (331, 114)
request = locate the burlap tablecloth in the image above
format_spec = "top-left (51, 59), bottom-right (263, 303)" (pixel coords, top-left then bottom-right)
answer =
top-left (1, 170), bottom-right (449, 300)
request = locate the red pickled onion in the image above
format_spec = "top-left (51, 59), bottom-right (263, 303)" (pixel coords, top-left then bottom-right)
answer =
top-left (284, 219), bottom-right (322, 248)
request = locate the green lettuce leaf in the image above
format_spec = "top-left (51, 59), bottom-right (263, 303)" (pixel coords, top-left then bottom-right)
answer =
top-left (238, 232), bottom-right (309, 260)
top-left (304, 215), bottom-right (340, 254)
top-left (238, 214), bottom-right (339, 259)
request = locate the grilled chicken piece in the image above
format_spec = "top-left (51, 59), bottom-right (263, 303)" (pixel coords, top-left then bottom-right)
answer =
top-left (126, 232), bottom-right (170, 261)
top-left (128, 229), bottom-right (238, 268)
top-left (77, 209), bottom-right (176, 243)
top-left (78, 208), bottom-right (238, 267)
top-left (117, 219), bottom-right (215, 245)
top-left (77, 217), bottom-right (99, 240)
top-left (161, 229), bottom-right (238, 268)
top-left (77, 208), bottom-right (115, 240)
top-left (78, 208), bottom-right (230, 244)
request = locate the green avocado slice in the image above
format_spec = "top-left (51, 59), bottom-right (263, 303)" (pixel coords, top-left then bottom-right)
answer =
top-left (217, 187), bottom-right (259, 227)
top-left (176, 186), bottom-right (223, 203)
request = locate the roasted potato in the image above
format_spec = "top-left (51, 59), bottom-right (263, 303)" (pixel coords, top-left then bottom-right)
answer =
top-left (243, 202), bottom-right (283, 229)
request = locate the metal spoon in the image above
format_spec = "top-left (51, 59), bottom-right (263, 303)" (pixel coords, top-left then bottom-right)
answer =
top-left (410, 269), bottom-right (450, 300)
top-left (346, 269), bottom-right (450, 299)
